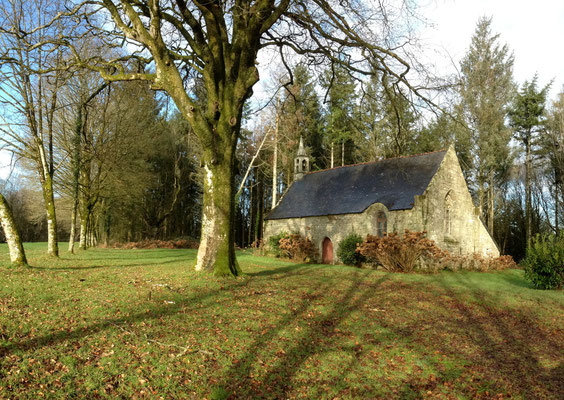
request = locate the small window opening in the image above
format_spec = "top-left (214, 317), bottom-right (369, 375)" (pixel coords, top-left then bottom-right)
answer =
top-left (377, 212), bottom-right (387, 237)
top-left (445, 208), bottom-right (452, 234)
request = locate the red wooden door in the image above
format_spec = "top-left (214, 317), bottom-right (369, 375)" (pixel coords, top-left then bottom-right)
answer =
top-left (322, 237), bottom-right (333, 264)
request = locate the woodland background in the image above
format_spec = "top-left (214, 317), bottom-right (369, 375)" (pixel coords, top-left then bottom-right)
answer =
top-left (0, 3), bottom-right (562, 262)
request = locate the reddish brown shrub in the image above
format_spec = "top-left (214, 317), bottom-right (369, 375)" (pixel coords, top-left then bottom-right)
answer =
top-left (278, 233), bottom-right (318, 263)
top-left (113, 238), bottom-right (199, 250)
top-left (443, 253), bottom-right (517, 272)
top-left (357, 230), bottom-right (516, 273)
top-left (357, 231), bottom-right (446, 272)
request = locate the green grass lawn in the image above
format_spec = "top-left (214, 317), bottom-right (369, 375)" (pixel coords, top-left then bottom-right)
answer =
top-left (1, 243), bottom-right (563, 399)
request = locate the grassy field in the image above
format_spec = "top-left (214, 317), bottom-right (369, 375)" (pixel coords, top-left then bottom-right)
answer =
top-left (0, 243), bottom-right (563, 399)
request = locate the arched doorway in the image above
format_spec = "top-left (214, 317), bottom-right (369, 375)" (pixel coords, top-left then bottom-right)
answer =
top-left (322, 237), bottom-right (333, 264)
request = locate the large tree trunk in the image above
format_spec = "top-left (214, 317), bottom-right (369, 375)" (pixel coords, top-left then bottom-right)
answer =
top-left (0, 192), bottom-right (27, 266)
top-left (194, 151), bottom-right (241, 276)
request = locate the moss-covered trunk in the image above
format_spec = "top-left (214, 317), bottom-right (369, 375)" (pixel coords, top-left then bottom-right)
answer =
top-left (0, 192), bottom-right (27, 266)
top-left (195, 145), bottom-right (241, 277)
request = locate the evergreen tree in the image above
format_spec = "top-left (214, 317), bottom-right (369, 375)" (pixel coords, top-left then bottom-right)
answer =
top-left (278, 64), bottom-right (324, 171)
top-left (321, 65), bottom-right (358, 166)
top-left (508, 76), bottom-right (550, 245)
top-left (543, 88), bottom-right (564, 235)
top-left (459, 17), bottom-right (515, 234)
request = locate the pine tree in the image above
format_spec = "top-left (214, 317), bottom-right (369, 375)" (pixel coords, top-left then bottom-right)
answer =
top-left (321, 65), bottom-right (358, 166)
top-left (509, 76), bottom-right (550, 245)
top-left (459, 17), bottom-right (515, 235)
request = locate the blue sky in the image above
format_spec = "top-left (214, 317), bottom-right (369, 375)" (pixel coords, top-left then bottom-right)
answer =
top-left (2, 0), bottom-right (563, 179)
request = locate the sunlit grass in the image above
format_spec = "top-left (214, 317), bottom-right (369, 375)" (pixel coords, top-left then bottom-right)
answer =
top-left (0, 243), bottom-right (562, 399)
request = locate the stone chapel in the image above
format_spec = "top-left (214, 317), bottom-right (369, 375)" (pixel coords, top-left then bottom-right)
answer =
top-left (264, 139), bottom-right (499, 263)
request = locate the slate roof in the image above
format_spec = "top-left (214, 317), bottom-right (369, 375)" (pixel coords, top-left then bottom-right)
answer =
top-left (266, 150), bottom-right (447, 220)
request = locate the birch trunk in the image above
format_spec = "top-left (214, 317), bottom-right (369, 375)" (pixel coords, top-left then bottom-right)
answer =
top-left (331, 142), bottom-right (334, 168)
top-left (40, 171), bottom-right (59, 257)
top-left (0, 192), bottom-right (27, 266)
top-left (271, 114), bottom-right (279, 209)
top-left (69, 206), bottom-right (78, 253)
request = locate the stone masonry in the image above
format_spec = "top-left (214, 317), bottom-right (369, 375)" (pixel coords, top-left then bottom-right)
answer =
top-left (264, 146), bottom-right (500, 263)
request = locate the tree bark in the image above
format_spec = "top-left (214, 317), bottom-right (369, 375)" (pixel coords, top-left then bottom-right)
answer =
top-left (525, 138), bottom-right (532, 245)
top-left (256, 173), bottom-right (265, 242)
top-left (487, 171), bottom-right (494, 234)
top-left (68, 104), bottom-right (82, 253)
top-left (79, 203), bottom-right (89, 250)
top-left (271, 113), bottom-right (279, 209)
top-left (40, 172), bottom-right (59, 257)
top-left (556, 183), bottom-right (559, 236)
top-left (194, 151), bottom-right (241, 276)
top-left (331, 142), bottom-right (334, 168)
top-left (477, 177), bottom-right (485, 222)
top-left (0, 192), bottom-right (28, 266)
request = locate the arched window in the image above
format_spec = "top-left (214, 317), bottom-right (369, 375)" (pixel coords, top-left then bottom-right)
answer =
top-left (377, 212), bottom-right (387, 237)
top-left (302, 159), bottom-right (307, 171)
top-left (445, 191), bottom-right (453, 235)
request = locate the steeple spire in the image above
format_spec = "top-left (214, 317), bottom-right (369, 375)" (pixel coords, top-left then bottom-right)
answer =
top-left (297, 136), bottom-right (307, 156)
top-left (294, 136), bottom-right (310, 181)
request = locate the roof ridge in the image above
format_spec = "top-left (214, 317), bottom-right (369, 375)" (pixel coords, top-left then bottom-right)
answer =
top-left (305, 148), bottom-right (448, 176)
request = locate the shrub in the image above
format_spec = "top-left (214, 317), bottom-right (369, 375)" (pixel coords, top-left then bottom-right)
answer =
top-left (523, 234), bottom-right (564, 290)
top-left (442, 254), bottom-right (517, 272)
top-left (337, 233), bottom-right (365, 266)
top-left (268, 232), bottom-right (288, 257)
top-left (356, 230), bottom-right (515, 273)
top-left (357, 231), bottom-right (445, 272)
top-left (278, 233), bottom-right (318, 263)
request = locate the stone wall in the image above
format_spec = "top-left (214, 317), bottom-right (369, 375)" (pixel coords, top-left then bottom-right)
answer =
top-left (264, 146), bottom-right (500, 263)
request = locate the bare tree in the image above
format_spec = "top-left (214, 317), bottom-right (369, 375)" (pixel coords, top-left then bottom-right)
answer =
top-left (0, 0), bottom-right (76, 257)
top-left (63, 0), bottom-right (437, 276)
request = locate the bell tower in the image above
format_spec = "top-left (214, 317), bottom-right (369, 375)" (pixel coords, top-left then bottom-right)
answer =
top-left (294, 136), bottom-right (310, 181)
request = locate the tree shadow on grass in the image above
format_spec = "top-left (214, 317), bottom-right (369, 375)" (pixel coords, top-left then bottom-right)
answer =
top-left (217, 270), bottom-right (388, 398)
top-left (0, 271), bottom-right (253, 362)
top-left (427, 274), bottom-right (564, 398)
top-left (245, 263), bottom-right (314, 277)
top-left (26, 257), bottom-right (192, 271)
top-left (0, 261), bottom-right (325, 361)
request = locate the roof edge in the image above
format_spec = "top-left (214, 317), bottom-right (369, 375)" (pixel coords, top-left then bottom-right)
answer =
top-left (304, 148), bottom-right (448, 176)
